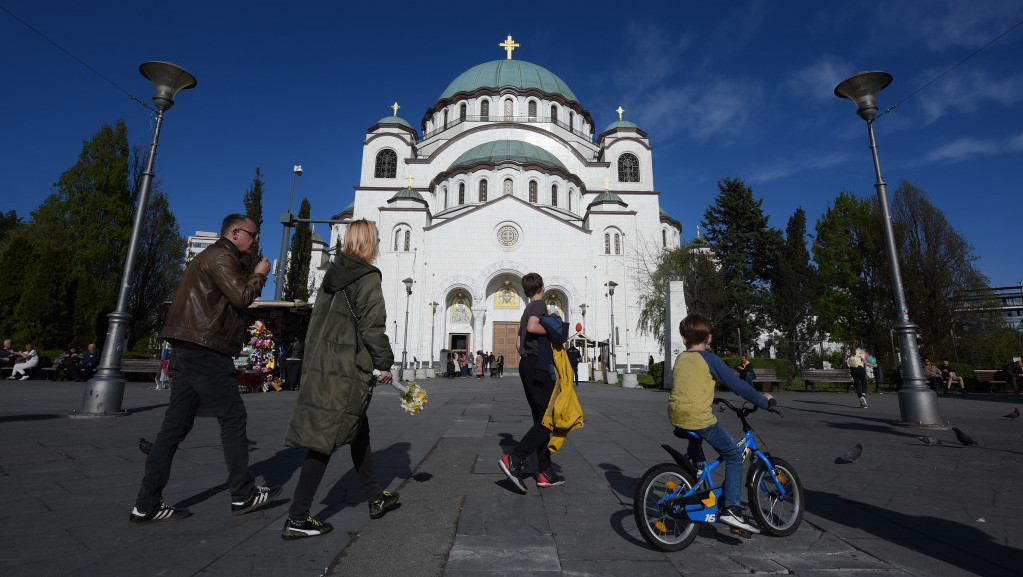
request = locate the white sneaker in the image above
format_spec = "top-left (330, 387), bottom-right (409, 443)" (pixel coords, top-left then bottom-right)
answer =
top-left (719, 505), bottom-right (760, 533)
top-left (19, 375), bottom-right (30, 381)
top-left (859, 396), bottom-right (868, 408)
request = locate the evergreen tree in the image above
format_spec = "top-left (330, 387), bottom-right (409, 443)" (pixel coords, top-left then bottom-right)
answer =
top-left (700, 177), bottom-right (781, 356)
top-left (0, 234), bottom-right (38, 342)
top-left (0, 210), bottom-right (21, 252)
top-left (766, 208), bottom-right (821, 368)
top-left (284, 197), bottom-right (312, 301)
top-left (240, 167), bottom-right (265, 275)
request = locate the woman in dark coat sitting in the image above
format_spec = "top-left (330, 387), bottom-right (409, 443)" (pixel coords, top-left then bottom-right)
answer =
top-left (282, 219), bottom-right (399, 540)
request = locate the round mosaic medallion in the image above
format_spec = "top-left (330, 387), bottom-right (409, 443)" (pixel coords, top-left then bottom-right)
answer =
top-left (497, 225), bottom-right (519, 247)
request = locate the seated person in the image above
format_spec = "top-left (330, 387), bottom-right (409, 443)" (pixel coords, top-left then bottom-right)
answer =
top-left (922, 359), bottom-right (943, 391)
top-left (735, 355), bottom-right (756, 386)
top-left (79, 343), bottom-right (101, 381)
top-left (940, 360), bottom-right (966, 394)
top-left (1010, 360), bottom-right (1022, 395)
top-left (8, 343), bottom-right (40, 380)
top-left (0, 339), bottom-right (16, 368)
top-left (54, 346), bottom-right (82, 381)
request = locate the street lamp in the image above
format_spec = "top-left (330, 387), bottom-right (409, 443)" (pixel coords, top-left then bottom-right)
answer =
top-left (606, 281), bottom-right (618, 372)
top-left (401, 277), bottom-right (413, 380)
top-left (579, 303), bottom-right (587, 361)
top-left (430, 301), bottom-right (439, 369)
top-left (835, 70), bottom-right (944, 427)
top-left (78, 61), bottom-right (196, 416)
top-left (275, 165), bottom-right (303, 300)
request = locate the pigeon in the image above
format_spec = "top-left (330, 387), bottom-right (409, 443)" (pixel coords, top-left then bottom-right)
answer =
top-left (917, 436), bottom-right (942, 447)
top-left (835, 443), bottom-right (862, 464)
top-left (138, 437), bottom-right (153, 455)
top-left (952, 426), bottom-right (977, 448)
top-left (1002, 408), bottom-right (1020, 420)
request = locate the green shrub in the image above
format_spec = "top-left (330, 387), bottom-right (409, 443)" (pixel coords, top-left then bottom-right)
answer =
top-left (650, 361), bottom-right (664, 385)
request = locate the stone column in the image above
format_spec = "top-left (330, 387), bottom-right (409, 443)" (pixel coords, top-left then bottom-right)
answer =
top-left (471, 305), bottom-right (486, 355)
top-left (662, 280), bottom-right (688, 390)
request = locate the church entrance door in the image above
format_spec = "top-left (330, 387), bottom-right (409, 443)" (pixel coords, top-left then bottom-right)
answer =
top-left (449, 333), bottom-right (470, 358)
top-left (492, 322), bottom-right (518, 371)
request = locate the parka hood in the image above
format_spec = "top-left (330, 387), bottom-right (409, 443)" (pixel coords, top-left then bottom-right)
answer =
top-left (321, 253), bottom-right (380, 295)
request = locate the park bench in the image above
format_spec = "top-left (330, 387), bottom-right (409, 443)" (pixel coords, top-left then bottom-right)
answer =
top-left (973, 369), bottom-right (1012, 393)
top-left (802, 368), bottom-right (853, 391)
top-left (732, 368), bottom-right (783, 392)
top-left (120, 359), bottom-right (163, 382)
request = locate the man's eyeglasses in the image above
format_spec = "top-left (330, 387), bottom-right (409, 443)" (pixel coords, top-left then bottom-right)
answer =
top-left (236, 228), bottom-right (259, 241)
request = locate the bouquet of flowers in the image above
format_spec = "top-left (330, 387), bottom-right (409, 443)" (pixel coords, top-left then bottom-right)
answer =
top-left (373, 370), bottom-right (427, 415)
top-left (247, 320), bottom-right (282, 391)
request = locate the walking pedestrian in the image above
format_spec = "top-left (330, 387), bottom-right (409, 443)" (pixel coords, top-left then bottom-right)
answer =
top-left (129, 214), bottom-right (281, 527)
top-left (282, 219), bottom-right (399, 540)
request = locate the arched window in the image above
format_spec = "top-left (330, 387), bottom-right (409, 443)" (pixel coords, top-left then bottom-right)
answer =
top-left (458, 182), bottom-right (465, 204)
top-left (568, 188), bottom-right (572, 210)
top-left (504, 99), bottom-right (513, 117)
top-left (569, 111), bottom-right (574, 130)
top-left (374, 149), bottom-right (397, 178)
top-left (551, 184), bottom-right (558, 207)
top-left (550, 105), bottom-right (558, 124)
top-left (460, 103), bottom-right (466, 121)
top-left (443, 187), bottom-right (448, 209)
top-left (393, 226), bottom-right (411, 252)
top-left (618, 153), bottom-right (640, 182)
top-left (478, 180), bottom-right (488, 202)
top-left (503, 178), bottom-right (513, 195)
top-left (528, 101), bottom-right (537, 120)
top-left (662, 229), bottom-right (667, 248)
top-left (614, 233), bottom-right (621, 255)
top-left (394, 230), bottom-right (400, 252)
top-left (404, 230), bottom-right (411, 252)
top-left (528, 181), bottom-right (537, 203)
top-left (443, 110), bottom-right (449, 128)
top-left (604, 233), bottom-right (610, 255)
top-left (480, 99), bottom-right (489, 120)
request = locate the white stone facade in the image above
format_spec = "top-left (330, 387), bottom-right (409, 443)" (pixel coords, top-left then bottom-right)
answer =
top-left (327, 55), bottom-right (681, 373)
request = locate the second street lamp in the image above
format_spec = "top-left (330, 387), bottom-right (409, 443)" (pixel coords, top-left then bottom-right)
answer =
top-left (430, 301), bottom-right (439, 370)
top-left (606, 281), bottom-right (617, 373)
top-left (275, 165), bottom-right (303, 300)
top-left (834, 70), bottom-right (944, 427)
top-left (401, 277), bottom-right (413, 380)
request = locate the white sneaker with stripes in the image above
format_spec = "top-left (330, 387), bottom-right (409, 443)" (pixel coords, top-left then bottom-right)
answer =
top-left (231, 485), bottom-right (283, 516)
top-left (129, 503), bottom-right (192, 526)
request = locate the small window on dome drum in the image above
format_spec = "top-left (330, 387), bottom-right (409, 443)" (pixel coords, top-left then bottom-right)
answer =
top-left (551, 105), bottom-right (558, 124)
top-left (458, 183), bottom-right (465, 204)
top-left (528, 101), bottom-right (537, 120)
top-left (504, 99), bottom-right (513, 117)
top-left (551, 184), bottom-right (558, 207)
top-left (528, 181), bottom-right (537, 203)
top-left (460, 103), bottom-right (466, 121)
top-left (375, 149), bottom-right (397, 179)
top-left (479, 180), bottom-right (488, 202)
top-left (503, 178), bottom-right (513, 195)
top-left (481, 99), bottom-right (489, 121)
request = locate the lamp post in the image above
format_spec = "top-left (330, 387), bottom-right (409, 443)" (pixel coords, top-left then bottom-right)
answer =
top-left (275, 165), bottom-right (303, 300)
top-left (835, 70), bottom-right (944, 427)
top-left (77, 62), bottom-right (196, 416)
top-left (430, 301), bottom-right (439, 369)
top-left (606, 281), bottom-right (617, 372)
top-left (401, 277), bottom-right (413, 380)
top-left (579, 303), bottom-right (587, 361)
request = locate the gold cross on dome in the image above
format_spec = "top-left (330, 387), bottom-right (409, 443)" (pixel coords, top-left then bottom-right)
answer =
top-left (391, 102), bottom-right (400, 117)
top-left (602, 177), bottom-right (610, 192)
top-left (499, 34), bottom-right (520, 59)
top-left (616, 106), bottom-right (624, 121)
top-left (406, 175), bottom-right (415, 188)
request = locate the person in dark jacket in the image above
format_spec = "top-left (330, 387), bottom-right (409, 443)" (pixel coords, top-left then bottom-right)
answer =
top-left (129, 214), bottom-right (280, 527)
top-left (567, 345), bottom-right (582, 385)
top-left (282, 219), bottom-right (399, 540)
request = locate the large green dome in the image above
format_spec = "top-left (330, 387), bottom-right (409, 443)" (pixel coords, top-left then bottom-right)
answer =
top-left (439, 60), bottom-right (578, 103)
top-left (450, 140), bottom-right (566, 170)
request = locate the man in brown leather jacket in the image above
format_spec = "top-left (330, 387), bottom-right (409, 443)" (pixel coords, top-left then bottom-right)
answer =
top-left (130, 214), bottom-right (282, 526)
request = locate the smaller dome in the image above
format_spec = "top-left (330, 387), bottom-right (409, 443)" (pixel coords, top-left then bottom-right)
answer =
top-left (588, 190), bottom-right (627, 208)
top-left (374, 116), bottom-right (414, 130)
top-left (388, 187), bottom-right (426, 203)
top-left (450, 140), bottom-right (566, 171)
top-left (311, 231), bottom-right (326, 245)
top-left (601, 120), bottom-right (641, 134)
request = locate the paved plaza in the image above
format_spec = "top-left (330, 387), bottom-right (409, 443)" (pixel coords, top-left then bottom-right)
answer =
top-left (1, 376), bottom-right (1020, 576)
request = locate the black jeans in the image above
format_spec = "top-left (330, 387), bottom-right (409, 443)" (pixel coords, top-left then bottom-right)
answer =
top-left (135, 346), bottom-right (255, 511)
top-left (512, 355), bottom-right (554, 471)
top-left (851, 366), bottom-right (867, 398)
top-left (288, 412), bottom-right (380, 520)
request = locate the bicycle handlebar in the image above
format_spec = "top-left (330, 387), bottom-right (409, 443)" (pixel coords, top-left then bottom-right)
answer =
top-left (712, 397), bottom-right (783, 418)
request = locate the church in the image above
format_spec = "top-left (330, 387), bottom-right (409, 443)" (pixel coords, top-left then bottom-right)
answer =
top-left (325, 36), bottom-right (682, 374)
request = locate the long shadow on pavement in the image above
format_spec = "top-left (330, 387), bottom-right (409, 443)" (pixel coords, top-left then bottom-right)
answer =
top-left (804, 488), bottom-right (1017, 577)
top-left (314, 441), bottom-right (412, 520)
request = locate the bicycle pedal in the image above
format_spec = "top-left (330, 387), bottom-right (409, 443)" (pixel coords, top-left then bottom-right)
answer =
top-left (730, 527), bottom-right (754, 539)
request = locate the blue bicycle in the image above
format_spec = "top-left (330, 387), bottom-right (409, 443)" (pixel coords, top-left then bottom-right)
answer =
top-left (634, 397), bottom-right (804, 551)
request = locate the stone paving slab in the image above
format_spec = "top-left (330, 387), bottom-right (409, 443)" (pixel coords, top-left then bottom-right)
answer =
top-left (0, 379), bottom-right (1021, 576)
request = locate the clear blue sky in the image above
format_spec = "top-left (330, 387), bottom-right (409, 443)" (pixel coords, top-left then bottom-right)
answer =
top-left (2, 1), bottom-right (1021, 300)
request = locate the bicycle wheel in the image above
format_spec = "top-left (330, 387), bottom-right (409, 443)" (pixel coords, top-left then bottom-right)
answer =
top-left (747, 457), bottom-right (804, 536)
top-left (634, 463), bottom-right (699, 551)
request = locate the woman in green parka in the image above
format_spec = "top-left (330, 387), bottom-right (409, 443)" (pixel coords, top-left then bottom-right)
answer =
top-left (281, 219), bottom-right (399, 540)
